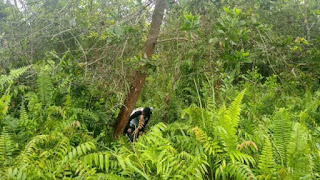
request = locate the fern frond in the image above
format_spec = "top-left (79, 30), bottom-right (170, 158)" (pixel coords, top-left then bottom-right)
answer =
top-left (19, 103), bottom-right (28, 126)
top-left (0, 127), bottom-right (15, 166)
top-left (215, 161), bottom-right (256, 180)
top-left (0, 65), bottom-right (31, 91)
top-left (227, 89), bottom-right (246, 126)
top-left (16, 132), bottom-right (101, 179)
top-left (139, 122), bottom-right (167, 141)
top-left (217, 90), bottom-right (246, 151)
top-left (58, 76), bottom-right (71, 91)
top-left (0, 95), bottom-right (10, 120)
top-left (52, 136), bottom-right (70, 160)
top-left (258, 137), bottom-right (276, 179)
top-left (181, 104), bottom-right (203, 122)
top-left (124, 157), bottom-right (151, 180)
top-left (228, 151), bottom-right (256, 166)
top-left (69, 107), bottom-right (99, 121)
top-left (287, 122), bottom-right (312, 179)
top-left (5, 167), bottom-right (27, 180)
top-left (36, 71), bottom-right (53, 104)
top-left (9, 66), bottom-right (31, 79)
top-left (82, 152), bottom-right (113, 172)
top-left (192, 127), bottom-right (221, 156)
top-left (64, 142), bottom-right (96, 161)
top-left (48, 105), bottom-right (65, 119)
top-left (227, 161), bottom-right (256, 180)
top-left (273, 108), bottom-right (291, 165)
top-left (18, 102), bottom-right (37, 135)
top-left (19, 134), bottom-right (52, 165)
top-left (132, 122), bottom-right (208, 179)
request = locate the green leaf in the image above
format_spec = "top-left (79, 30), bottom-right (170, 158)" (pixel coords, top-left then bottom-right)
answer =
top-left (99, 154), bottom-right (104, 170)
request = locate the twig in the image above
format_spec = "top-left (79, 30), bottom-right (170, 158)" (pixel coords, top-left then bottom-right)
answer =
top-left (158, 37), bottom-right (189, 43)
top-left (255, 26), bottom-right (282, 82)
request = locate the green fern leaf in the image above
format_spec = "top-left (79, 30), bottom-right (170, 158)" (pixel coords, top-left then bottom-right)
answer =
top-left (227, 89), bottom-right (246, 126)
top-left (5, 167), bottom-right (27, 180)
top-left (65, 142), bottom-right (96, 161)
top-left (53, 136), bottom-right (70, 159)
top-left (258, 137), bottom-right (276, 178)
top-left (19, 103), bottom-right (28, 126)
top-left (192, 127), bottom-right (221, 156)
top-left (227, 162), bottom-right (256, 180)
top-left (0, 95), bottom-right (10, 120)
top-left (218, 90), bottom-right (246, 151)
top-left (0, 127), bottom-right (15, 166)
top-left (273, 108), bottom-right (291, 166)
top-left (287, 122), bottom-right (312, 179)
top-left (0, 65), bottom-right (31, 91)
top-left (36, 71), bottom-right (53, 105)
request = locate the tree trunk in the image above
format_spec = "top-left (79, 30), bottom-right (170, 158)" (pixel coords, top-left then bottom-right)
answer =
top-left (113, 0), bottom-right (166, 138)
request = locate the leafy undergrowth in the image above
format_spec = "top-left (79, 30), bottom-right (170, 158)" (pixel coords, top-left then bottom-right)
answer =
top-left (1, 68), bottom-right (319, 179)
top-left (1, 0), bottom-right (320, 178)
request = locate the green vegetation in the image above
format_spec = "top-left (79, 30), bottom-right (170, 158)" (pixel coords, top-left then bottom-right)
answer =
top-left (1, 0), bottom-right (320, 179)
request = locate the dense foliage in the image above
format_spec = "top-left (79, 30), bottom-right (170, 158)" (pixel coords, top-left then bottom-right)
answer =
top-left (1, 0), bottom-right (320, 179)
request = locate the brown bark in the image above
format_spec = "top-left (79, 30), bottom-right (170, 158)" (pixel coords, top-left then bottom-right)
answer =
top-left (113, 0), bottom-right (166, 138)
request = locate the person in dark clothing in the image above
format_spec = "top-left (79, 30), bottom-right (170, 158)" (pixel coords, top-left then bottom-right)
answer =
top-left (124, 107), bottom-right (153, 142)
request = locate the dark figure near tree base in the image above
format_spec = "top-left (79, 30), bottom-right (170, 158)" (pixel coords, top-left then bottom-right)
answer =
top-left (124, 107), bottom-right (153, 142)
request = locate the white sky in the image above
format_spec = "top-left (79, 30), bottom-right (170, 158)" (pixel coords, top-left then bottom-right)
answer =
top-left (8, 0), bottom-right (23, 9)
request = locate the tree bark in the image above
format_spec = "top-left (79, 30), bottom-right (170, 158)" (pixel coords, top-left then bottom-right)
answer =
top-left (113, 0), bottom-right (166, 138)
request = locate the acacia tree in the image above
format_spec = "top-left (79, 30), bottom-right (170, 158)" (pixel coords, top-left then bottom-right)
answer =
top-left (113, 0), bottom-right (166, 138)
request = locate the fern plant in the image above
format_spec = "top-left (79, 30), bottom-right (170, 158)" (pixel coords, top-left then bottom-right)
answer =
top-left (132, 123), bottom-right (208, 179)
top-left (103, 123), bottom-right (209, 179)
top-left (188, 90), bottom-right (257, 179)
top-left (257, 137), bottom-right (276, 179)
top-left (272, 108), bottom-right (291, 166)
top-left (192, 126), bottom-right (221, 156)
top-left (13, 132), bottom-right (98, 179)
top-left (6, 122), bottom-right (209, 179)
top-left (214, 90), bottom-right (246, 152)
top-left (1, 167), bottom-right (27, 180)
top-left (19, 102), bottom-right (37, 139)
top-left (36, 71), bottom-right (53, 105)
top-left (287, 122), bottom-right (312, 179)
top-left (0, 127), bottom-right (15, 167)
top-left (0, 94), bottom-right (10, 124)
top-left (0, 66), bottom-right (31, 91)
